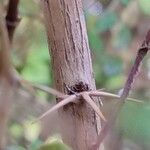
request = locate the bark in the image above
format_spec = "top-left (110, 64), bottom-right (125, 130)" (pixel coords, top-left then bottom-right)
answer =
top-left (41, 0), bottom-right (103, 150)
top-left (0, 79), bottom-right (13, 149)
top-left (0, 4), bottom-right (17, 149)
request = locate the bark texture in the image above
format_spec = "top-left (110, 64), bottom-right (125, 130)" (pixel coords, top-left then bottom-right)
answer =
top-left (41, 0), bottom-right (103, 150)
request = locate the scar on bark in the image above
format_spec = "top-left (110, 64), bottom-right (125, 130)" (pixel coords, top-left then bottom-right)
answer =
top-left (61, 81), bottom-right (90, 109)
top-left (66, 81), bottom-right (90, 94)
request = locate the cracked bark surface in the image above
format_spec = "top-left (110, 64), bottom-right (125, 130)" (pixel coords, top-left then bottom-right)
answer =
top-left (41, 0), bottom-right (103, 149)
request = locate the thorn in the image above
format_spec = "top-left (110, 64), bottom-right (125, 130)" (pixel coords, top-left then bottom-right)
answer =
top-left (82, 92), bottom-right (106, 122)
top-left (32, 95), bottom-right (77, 124)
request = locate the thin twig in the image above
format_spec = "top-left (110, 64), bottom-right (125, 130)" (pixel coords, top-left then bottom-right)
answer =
top-left (0, 2), bottom-right (21, 84)
top-left (11, 69), bottom-right (67, 98)
top-left (30, 83), bottom-right (67, 99)
top-left (12, 66), bottom-right (143, 103)
top-left (93, 29), bottom-right (150, 150)
top-left (82, 92), bottom-right (106, 122)
top-left (89, 91), bottom-right (143, 103)
top-left (21, 79), bottom-right (67, 98)
top-left (32, 88), bottom-right (143, 124)
top-left (32, 95), bottom-right (77, 124)
top-left (20, 78), bottom-right (143, 103)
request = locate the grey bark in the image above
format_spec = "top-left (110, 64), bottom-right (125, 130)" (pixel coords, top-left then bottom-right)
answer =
top-left (41, 0), bottom-right (103, 149)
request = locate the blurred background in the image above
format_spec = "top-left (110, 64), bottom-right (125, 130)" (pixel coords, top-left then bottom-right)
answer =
top-left (0, 0), bottom-right (150, 150)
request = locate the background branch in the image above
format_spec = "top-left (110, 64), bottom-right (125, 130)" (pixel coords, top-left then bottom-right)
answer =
top-left (93, 29), bottom-right (150, 150)
top-left (5, 0), bottom-right (20, 41)
top-left (0, 4), bottom-right (15, 149)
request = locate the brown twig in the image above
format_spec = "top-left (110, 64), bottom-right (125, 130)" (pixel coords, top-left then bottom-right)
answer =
top-left (5, 0), bottom-right (20, 41)
top-left (0, 0), bottom-right (21, 84)
top-left (0, 5), bottom-right (11, 81)
top-left (32, 87), bottom-right (143, 124)
top-left (7, 67), bottom-right (143, 124)
top-left (30, 83), bottom-right (67, 99)
top-left (93, 29), bottom-right (150, 150)
top-left (32, 95), bottom-right (77, 124)
top-left (89, 91), bottom-right (143, 103)
top-left (17, 75), bottom-right (142, 103)
top-left (0, 5), bottom-right (15, 149)
top-left (32, 89), bottom-right (106, 124)
top-left (10, 66), bottom-right (143, 105)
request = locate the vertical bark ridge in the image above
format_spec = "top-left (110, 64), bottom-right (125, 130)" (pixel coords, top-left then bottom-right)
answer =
top-left (41, 0), bottom-right (103, 149)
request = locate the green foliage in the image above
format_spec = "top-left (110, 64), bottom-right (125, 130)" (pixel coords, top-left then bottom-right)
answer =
top-left (19, 21), bottom-right (51, 84)
top-left (9, 123), bottom-right (23, 139)
top-left (6, 145), bottom-right (25, 150)
top-left (94, 55), bottom-right (123, 88)
top-left (120, 0), bottom-right (131, 6)
top-left (138, 0), bottom-right (150, 15)
top-left (118, 102), bottom-right (150, 146)
top-left (113, 25), bottom-right (132, 49)
top-left (21, 44), bottom-right (51, 84)
top-left (103, 56), bottom-right (123, 76)
top-left (29, 139), bottom-right (43, 150)
top-left (24, 120), bottom-right (41, 142)
top-left (105, 75), bottom-right (124, 90)
top-left (88, 30), bottom-right (103, 51)
top-left (95, 11), bottom-right (118, 33)
top-left (19, 0), bottom-right (39, 17)
top-left (37, 138), bottom-right (71, 150)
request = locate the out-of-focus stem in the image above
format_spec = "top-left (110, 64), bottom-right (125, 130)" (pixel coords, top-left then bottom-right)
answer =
top-left (5, 0), bottom-right (20, 41)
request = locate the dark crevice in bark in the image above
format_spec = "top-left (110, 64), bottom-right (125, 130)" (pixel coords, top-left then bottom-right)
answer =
top-left (6, 0), bottom-right (20, 41)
